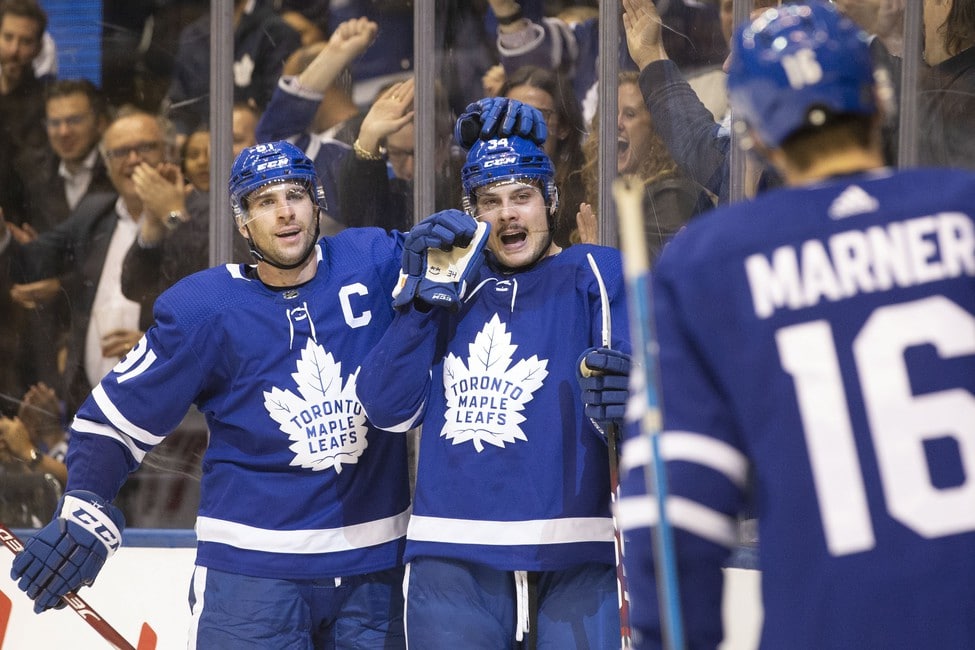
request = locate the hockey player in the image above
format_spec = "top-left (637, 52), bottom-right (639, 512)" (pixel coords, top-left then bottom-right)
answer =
top-left (8, 141), bottom-right (476, 648)
top-left (618, 3), bottom-right (975, 649)
top-left (356, 106), bottom-right (633, 648)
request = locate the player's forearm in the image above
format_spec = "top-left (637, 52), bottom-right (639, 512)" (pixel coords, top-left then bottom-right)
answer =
top-left (64, 429), bottom-right (140, 502)
top-left (356, 309), bottom-right (438, 431)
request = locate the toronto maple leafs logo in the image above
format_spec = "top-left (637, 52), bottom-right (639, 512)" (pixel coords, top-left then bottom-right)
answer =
top-left (233, 54), bottom-right (255, 88)
top-left (263, 339), bottom-right (368, 472)
top-left (442, 314), bottom-right (548, 452)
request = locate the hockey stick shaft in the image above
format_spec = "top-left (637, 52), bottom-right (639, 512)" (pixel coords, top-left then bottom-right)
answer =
top-left (585, 253), bottom-right (633, 649)
top-left (612, 176), bottom-right (686, 650)
top-left (0, 522), bottom-right (138, 650)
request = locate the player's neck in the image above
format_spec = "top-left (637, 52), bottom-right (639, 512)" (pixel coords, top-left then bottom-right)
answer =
top-left (256, 256), bottom-right (318, 288)
top-left (777, 148), bottom-right (886, 187)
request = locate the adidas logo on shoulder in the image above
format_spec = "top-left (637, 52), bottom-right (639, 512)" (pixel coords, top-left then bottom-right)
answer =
top-left (828, 185), bottom-right (879, 220)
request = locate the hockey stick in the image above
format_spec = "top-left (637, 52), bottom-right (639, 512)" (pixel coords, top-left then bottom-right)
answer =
top-left (0, 522), bottom-right (156, 650)
top-left (612, 176), bottom-right (686, 650)
top-left (584, 252), bottom-right (632, 649)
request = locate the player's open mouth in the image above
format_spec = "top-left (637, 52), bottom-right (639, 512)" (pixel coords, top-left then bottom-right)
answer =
top-left (618, 139), bottom-right (630, 154)
top-left (276, 229), bottom-right (301, 240)
top-left (500, 231), bottom-right (527, 246)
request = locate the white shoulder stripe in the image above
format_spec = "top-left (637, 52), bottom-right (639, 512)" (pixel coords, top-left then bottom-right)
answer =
top-left (621, 431), bottom-right (750, 488)
top-left (616, 494), bottom-right (739, 548)
top-left (227, 262), bottom-right (248, 279)
top-left (71, 417), bottom-right (149, 463)
top-left (90, 383), bottom-right (167, 447)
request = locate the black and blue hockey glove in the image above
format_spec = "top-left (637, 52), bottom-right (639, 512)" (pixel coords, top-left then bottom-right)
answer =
top-left (392, 209), bottom-right (489, 311)
top-left (11, 490), bottom-right (125, 613)
top-left (455, 97), bottom-right (548, 150)
top-left (578, 347), bottom-right (632, 437)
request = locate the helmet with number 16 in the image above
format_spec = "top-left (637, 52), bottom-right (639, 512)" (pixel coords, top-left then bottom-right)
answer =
top-left (727, 0), bottom-right (877, 148)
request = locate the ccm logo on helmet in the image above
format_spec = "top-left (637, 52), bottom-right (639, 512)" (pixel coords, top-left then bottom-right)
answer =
top-left (255, 158), bottom-right (288, 171)
top-left (483, 155), bottom-right (518, 168)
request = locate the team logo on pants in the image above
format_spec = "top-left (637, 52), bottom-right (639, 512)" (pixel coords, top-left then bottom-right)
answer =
top-left (441, 314), bottom-right (548, 452)
top-left (264, 338), bottom-right (368, 472)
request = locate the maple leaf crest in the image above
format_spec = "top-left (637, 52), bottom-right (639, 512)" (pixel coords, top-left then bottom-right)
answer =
top-left (442, 314), bottom-right (548, 452)
top-left (263, 338), bottom-right (368, 472)
top-left (233, 53), bottom-right (255, 87)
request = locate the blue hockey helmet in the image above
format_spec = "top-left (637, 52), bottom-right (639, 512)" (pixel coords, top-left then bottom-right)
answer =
top-left (229, 141), bottom-right (326, 226)
top-left (461, 135), bottom-right (558, 217)
top-left (727, 1), bottom-right (877, 148)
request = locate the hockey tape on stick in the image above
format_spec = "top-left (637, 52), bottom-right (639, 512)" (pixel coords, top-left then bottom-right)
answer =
top-left (612, 176), bottom-right (686, 650)
top-left (0, 521), bottom-right (156, 650)
top-left (586, 252), bottom-right (633, 648)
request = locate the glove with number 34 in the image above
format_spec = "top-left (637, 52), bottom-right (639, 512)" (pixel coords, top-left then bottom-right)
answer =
top-left (392, 209), bottom-right (490, 312)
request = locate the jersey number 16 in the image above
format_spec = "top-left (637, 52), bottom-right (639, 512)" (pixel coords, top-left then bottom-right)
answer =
top-left (777, 295), bottom-right (975, 556)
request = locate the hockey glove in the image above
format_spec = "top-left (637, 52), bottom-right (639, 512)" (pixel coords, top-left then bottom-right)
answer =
top-left (455, 97), bottom-right (547, 149)
top-left (578, 347), bottom-right (631, 437)
top-left (11, 490), bottom-right (125, 614)
top-left (392, 209), bottom-right (489, 311)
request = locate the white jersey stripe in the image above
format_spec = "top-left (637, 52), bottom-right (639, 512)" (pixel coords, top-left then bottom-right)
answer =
top-left (621, 431), bottom-right (750, 488)
top-left (90, 383), bottom-right (167, 446)
top-left (617, 494), bottom-right (738, 548)
top-left (195, 507), bottom-right (411, 554)
top-left (407, 514), bottom-right (615, 546)
top-left (71, 416), bottom-right (151, 463)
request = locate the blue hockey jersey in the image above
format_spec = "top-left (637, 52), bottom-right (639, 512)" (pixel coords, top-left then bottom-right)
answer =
top-left (66, 228), bottom-right (410, 580)
top-left (357, 244), bottom-right (630, 571)
top-left (618, 167), bottom-right (975, 649)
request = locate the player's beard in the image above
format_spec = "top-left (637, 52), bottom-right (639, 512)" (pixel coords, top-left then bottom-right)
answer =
top-left (245, 213), bottom-right (320, 271)
top-left (488, 224), bottom-right (555, 272)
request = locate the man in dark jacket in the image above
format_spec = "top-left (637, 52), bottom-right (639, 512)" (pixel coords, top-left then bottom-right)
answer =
top-left (162, 0), bottom-right (301, 136)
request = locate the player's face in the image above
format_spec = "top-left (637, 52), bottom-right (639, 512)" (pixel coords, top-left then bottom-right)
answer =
top-left (475, 181), bottom-right (557, 269)
top-left (617, 82), bottom-right (654, 175)
top-left (240, 181), bottom-right (319, 266)
top-left (0, 15), bottom-right (41, 85)
top-left (45, 93), bottom-right (103, 164)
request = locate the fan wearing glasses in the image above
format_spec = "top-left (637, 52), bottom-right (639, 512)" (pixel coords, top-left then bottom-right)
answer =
top-left (0, 107), bottom-right (185, 416)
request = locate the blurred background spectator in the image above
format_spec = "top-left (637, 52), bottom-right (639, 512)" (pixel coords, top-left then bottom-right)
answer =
top-left (161, 0), bottom-right (300, 137)
top-left (579, 70), bottom-right (713, 256)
